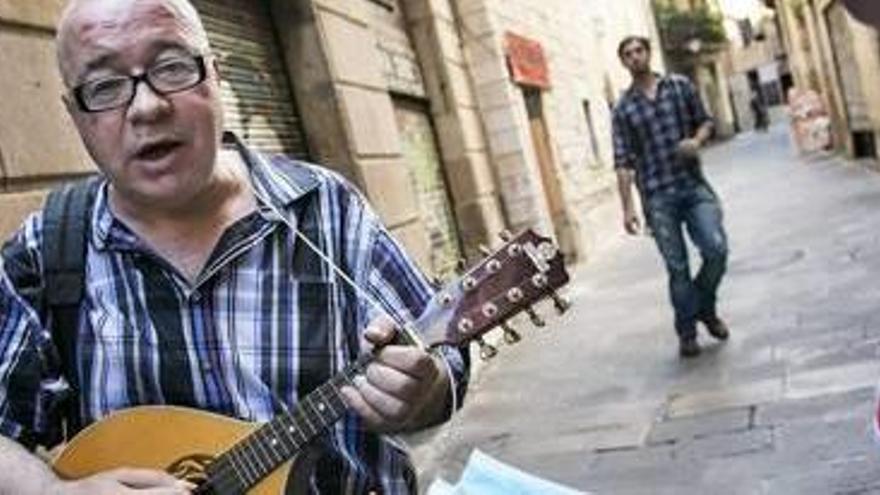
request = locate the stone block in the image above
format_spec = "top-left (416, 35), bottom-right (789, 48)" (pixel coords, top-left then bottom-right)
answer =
top-left (0, 189), bottom-right (47, 241)
top-left (647, 407), bottom-right (752, 445)
top-left (0, 0), bottom-right (63, 31)
top-left (667, 378), bottom-right (783, 418)
top-left (313, 0), bottom-right (369, 21)
top-left (785, 360), bottom-right (880, 401)
top-left (338, 85), bottom-right (402, 156)
top-left (359, 158), bottom-right (419, 228)
top-left (0, 29), bottom-right (92, 179)
top-left (476, 78), bottom-right (516, 110)
top-left (453, 195), bottom-right (505, 253)
top-left (457, 107), bottom-right (486, 152)
top-left (320, 11), bottom-right (385, 89)
top-left (433, 109), bottom-right (484, 163)
top-left (387, 218), bottom-right (431, 272)
top-left (488, 127), bottom-right (526, 156)
top-left (435, 19), bottom-right (463, 64)
top-left (444, 151), bottom-right (495, 201)
top-left (444, 62), bottom-right (476, 108)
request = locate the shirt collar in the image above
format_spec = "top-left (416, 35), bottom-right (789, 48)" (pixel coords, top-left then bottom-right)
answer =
top-left (91, 131), bottom-right (321, 251)
top-left (624, 72), bottom-right (669, 101)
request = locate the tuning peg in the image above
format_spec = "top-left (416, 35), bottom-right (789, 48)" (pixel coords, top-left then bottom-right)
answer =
top-left (526, 307), bottom-right (546, 328)
top-left (456, 258), bottom-right (468, 274)
top-left (501, 323), bottom-right (521, 344)
top-left (498, 230), bottom-right (513, 242)
top-left (476, 337), bottom-right (498, 360)
top-left (479, 244), bottom-right (493, 256)
top-left (551, 291), bottom-right (571, 314)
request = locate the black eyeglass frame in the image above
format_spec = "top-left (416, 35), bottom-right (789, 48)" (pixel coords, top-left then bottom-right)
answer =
top-left (72, 54), bottom-right (208, 113)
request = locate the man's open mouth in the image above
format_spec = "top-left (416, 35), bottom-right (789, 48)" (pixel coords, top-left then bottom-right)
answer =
top-left (135, 140), bottom-right (183, 161)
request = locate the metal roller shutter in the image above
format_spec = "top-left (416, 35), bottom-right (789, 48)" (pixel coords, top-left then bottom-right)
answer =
top-left (393, 99), bottom-right (462, 277)
top-left (192, 0), bottom-right (309, 158)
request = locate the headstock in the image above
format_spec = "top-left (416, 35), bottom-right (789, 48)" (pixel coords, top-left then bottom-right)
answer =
top-left (413, 229), bottom-right (570, 357)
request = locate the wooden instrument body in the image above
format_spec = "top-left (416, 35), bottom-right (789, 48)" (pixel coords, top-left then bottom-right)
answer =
top-left (52, 406), bottom-right (293, 494)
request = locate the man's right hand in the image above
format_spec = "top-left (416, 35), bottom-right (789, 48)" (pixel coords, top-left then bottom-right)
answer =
top-left (50, 468), bottom-right (193, 494)
top-left (623, 210), bottom-right (641, 235)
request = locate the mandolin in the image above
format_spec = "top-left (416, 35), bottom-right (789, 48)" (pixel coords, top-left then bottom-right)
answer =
top-left (52, 229), bottom-right (571, 494)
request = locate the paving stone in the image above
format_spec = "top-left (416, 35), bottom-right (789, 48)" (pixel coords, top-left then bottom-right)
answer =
top-left (674, 425), bottom-right (775, 461)
top-left (756, 387), bottom-right (875, 427)
top-left (647, 407), bottom-right (752, 445)
top-left (667, 378), bottom-right (783, 418)
top-left (785, 361), bottom-right (880, 400)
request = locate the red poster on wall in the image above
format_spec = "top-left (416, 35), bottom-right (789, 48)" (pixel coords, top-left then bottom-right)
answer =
top-left (504, 32), bottom-right (551, 89)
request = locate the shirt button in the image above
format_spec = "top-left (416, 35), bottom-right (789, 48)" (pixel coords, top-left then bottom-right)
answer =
top-left (201, 360), bottom-right (213, 372)
top-left (190, 290), bottom-right (201, 302)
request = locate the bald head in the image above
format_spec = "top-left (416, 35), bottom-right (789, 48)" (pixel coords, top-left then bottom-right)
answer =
top-left (56, 0), bottom-right (210, 85)
top-left (842, 0), bottom-right (880, 29)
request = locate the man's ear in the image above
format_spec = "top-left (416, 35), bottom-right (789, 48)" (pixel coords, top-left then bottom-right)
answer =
top-left (212, 57), bottom-right (222, 80)
top-left (61, 93), bottom-right (76, 117)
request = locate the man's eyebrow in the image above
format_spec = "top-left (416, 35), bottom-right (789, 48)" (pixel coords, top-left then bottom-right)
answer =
top-left (76, 40), bottom-right (195, 82)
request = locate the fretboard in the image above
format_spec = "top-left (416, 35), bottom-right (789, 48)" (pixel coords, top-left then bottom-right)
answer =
top-left (202, 353), bottom-right (372, 493)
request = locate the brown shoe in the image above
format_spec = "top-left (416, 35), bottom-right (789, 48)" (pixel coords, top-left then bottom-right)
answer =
top-left (702, 316), bottom-right (730, 341)
top-left (679, 338), bottom-right (701, 358)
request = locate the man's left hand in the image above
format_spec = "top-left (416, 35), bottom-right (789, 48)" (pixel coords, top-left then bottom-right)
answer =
top-left (341, 317), bottom-right (447, 433)
top-left (677, 138), bottom-right (702, 160)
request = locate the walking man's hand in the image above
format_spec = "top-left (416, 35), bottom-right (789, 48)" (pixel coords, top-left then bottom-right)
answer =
top-left (677, 138), bottom-right (702, 160)
top-left (623, 208), bottom-right (641, 235)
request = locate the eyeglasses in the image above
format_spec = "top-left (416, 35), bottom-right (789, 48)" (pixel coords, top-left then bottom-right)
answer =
top-left (72, 54), bottom-right (207, 113)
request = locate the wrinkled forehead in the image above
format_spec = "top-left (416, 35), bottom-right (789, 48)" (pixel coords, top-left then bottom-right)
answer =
top-left (57, 0), bottom-right (209, 82)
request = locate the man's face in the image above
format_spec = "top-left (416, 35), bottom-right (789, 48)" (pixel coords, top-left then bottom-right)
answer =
top-left (620, 40), bottom-right (651, 76)
top-left (58, 0), bottom-right (224, 208)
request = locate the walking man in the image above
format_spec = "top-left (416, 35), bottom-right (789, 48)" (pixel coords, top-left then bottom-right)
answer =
top-left (611, 35), bottom-right (730, 358)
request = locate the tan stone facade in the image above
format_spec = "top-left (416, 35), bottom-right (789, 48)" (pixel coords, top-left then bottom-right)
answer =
top-left (723, 5), bottom-right (789, 131)
top-left (0, 0), bottom-right (661, 273)
top-left (655, 0), bottom-right (738, 138)
top-left (777, 0), bottom-right (880, 159)
top-left (0, 0), bottom-right (92, 237)
top-left (449, 0), bottom-right (664, 261)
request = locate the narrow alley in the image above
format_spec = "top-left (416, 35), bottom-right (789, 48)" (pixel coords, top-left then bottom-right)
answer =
top-left (413, 124), bottom-right (880, 494)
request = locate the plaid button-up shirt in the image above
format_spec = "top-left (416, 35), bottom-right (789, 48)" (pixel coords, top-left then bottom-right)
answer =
top-left (612, 73), bottom-right (712, 198)
top-left (0, 136), bottom-right (468, 494)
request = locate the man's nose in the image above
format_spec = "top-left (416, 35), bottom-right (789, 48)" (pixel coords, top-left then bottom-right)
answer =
top-left (127, 80), bottom-right (172, 122)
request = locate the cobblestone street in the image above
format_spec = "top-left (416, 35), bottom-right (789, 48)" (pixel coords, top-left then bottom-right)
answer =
top-left (411, 124), bottom-right (880, 494)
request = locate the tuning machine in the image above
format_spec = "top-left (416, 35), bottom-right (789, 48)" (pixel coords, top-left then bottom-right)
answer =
top-left (501, 322), bottom-right (521, 345)
top-left (476, 336), bottom-right (498, 360)
top-left (525, 307), bottom-right (545, 328)
top-left (551, 291), bottom-right (571, 314)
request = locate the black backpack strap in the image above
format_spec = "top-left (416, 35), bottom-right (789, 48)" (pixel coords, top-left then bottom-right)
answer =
top-left (41, 176), bottom-right (101, 437)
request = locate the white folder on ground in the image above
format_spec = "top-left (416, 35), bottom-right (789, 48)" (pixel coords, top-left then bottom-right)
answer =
top-left (426, 449), bottom-right (592, 495)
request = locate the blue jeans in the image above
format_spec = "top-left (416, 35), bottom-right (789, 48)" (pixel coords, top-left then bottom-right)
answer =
top-left (645, 184), bottom-right (728, 340)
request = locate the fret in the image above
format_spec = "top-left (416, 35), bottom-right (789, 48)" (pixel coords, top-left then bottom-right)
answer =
top-left (228, 445), bottom-right (257, 488)
top-left (267, 418), bottom-right (295, 457)
top-left (242, 437), bottom-right (268, 475)
top-left (315, 384), bottom-right (340, 417)
top-left (207, 455), bottom-right (246, 494)
top-left (251, 428), bottom-right (282, 466)
top-left (302, 396), bottom-right (328, 432)
top-left (281, 414), bottom-right (309, 446)
top-left (295, 405), bottom-right (318, 436)
top-left (221, 453), bottom-right (248, 491)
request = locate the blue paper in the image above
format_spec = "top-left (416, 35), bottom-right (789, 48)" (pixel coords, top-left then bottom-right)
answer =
top-left (427, 449), bottom-right (591, 495)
